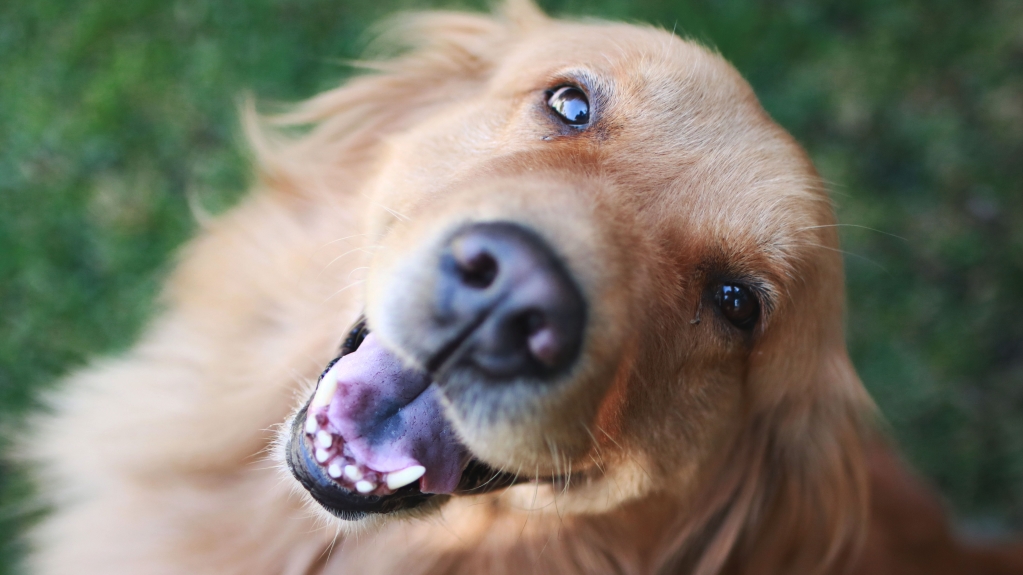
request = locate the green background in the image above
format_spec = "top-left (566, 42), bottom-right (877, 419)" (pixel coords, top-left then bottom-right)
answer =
top-left (2, 0), bottom-right (1022, 570)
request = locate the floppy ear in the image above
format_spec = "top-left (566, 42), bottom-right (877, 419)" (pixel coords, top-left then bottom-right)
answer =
top-left (714, 227), bottom-right (874, 575)
top-left (725, 349), bottom-right (872, 575)
top-left (656, 223), bottom-right (875, 575)
top-left (243, 0), bottom-right (548, 199)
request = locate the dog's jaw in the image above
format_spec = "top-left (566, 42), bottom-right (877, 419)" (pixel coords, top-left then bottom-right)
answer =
top-left (286, 323), bottom-right (534, 518)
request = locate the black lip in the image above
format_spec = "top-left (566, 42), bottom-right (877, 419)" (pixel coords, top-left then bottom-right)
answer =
top-left (286, 317), bottom-right (526, 519)
top-left (286, 402), bottom-right (433, 520)
top-left (286, 401), bottom-right (524, 519)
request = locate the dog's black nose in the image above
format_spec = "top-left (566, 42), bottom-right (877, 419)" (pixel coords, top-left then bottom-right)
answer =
top-left (432, 222), bottom-right (586, 380)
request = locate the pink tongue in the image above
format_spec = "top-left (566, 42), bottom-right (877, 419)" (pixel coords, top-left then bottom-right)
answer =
top-left (324, 333), bottom-right (468, 494)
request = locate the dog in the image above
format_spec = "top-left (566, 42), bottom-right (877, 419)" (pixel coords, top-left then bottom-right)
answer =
top-left (23, 2), bottom-right (1023, 574)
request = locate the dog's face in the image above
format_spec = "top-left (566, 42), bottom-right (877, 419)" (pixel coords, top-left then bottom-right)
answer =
top-left (284, 9), bottom-right (863, 534)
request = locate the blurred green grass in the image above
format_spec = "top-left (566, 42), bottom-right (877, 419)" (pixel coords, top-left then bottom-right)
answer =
top-left (1, 0), bottom-right (1022, 571)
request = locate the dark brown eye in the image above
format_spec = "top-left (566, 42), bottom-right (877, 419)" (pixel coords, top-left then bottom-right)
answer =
top-left (714, 284), bottom-right (760, 330)
top-left (547, 86), bottom-right (590, 126)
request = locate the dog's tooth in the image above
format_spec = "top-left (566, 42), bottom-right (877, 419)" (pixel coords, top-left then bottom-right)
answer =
top-left (315, 448), bottom-right (331, 464)
top-left (327, 461), bottom-right (343, 479)
top-left (355, 480), bottom-right (375, 494)
top-left (343, 465), bottom-right (363, 481)
top-left (310, 373), bottom-right (338, 409)
top-left (304, 414), bottom-right (318, 435)
top-left (385, 465), bottom-right (426, 490)
top-left (315, 430), bottom-right (333, 449)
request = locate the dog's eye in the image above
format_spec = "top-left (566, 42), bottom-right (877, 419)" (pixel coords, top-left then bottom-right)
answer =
top-left (547, 86), bottom-right (590, 126)
top-left (714, 284), bottom-right (760, 330)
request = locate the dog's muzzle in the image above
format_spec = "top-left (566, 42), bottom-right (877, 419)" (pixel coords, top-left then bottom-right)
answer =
top-left (287, 221), bottom-right (587, 518)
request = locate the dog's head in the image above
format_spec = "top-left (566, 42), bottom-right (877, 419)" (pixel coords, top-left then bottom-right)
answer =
top-left (274, 2), bottom-right (872, 570)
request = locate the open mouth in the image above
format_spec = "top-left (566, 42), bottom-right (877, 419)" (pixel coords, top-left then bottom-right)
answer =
top-left (287, 222), bottom-right (589, 519)
top-left (286, 318), bottom-right (523, 520)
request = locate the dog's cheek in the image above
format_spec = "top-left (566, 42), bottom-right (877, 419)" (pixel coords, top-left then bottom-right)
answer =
top-left (627, 336), bottom-right (750, 488)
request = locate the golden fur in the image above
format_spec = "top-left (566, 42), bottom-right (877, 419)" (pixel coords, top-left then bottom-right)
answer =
top-left (23, 2), bottom-right (1023, 574)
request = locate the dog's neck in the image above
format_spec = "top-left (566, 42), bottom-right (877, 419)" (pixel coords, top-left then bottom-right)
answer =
top-left (310, 489), bottom-right (810, 575)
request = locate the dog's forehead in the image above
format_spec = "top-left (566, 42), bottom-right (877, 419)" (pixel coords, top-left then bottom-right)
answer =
top-left (496, 21), bottom-right (755, 116)
top-left (497, 23), bottom-right (832, 258)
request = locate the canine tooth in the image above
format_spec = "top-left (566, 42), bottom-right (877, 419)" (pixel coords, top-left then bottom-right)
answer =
top-left (315, 448), bottom-right (331, 463)
top-left (355, 480), bottom-right (375, 493)
top-left (385, 465), bottom-right (426, 490)
top-left (310, 373), bottom-right (338, 409)
top-left (343, 465), bottom-right (363, 481)
top-left (304, 414), bottom-right (318, 435)
top-left (315, 430), bottom-right (333, 449)
top-left (327, 461), bottom-right (343, 478)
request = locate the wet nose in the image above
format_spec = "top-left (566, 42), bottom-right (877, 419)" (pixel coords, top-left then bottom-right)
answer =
top-left (432, 222), bottom-right (586, 380)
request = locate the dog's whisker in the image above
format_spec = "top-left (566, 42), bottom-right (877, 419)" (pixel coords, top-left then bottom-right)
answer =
top-left (322, 279), bottom-right (365, 302)
top-left (514, 464), bottom-right (543, 543)
top-left (595, 424), bottom-right (654, 485)
top-left (530, 464), bottom-right (540, 511)
top-left (546, 437), bottom-right (561, 483)
top-left (492, 463), bottom-right (525, 508)
top-left (560, 458), bottom-right (572, 500)
top-left (345, 266), bottom-right (370, 282)
top-left (535, 530), bottom-right (555, 565)
top-left (580, 421), bottom-right (606, 461)
top-left (465, 463), bottom-right (511, 493)
top-left (375, 203), bottom-right (411, 222)
top-left (543, 436), bottom-right (567, 523)
top-left (323, 522), bottom-right (342, 562)
top-left (316, 246), bottom-right (380, 278)
top-left (793, 223), bottom-right (907, 241)
top-left (319, 233), bottom-right (371, 249)
top-left (773, 241), bottom-right (892, 275)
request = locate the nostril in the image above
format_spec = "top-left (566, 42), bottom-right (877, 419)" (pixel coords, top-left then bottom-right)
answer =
top-left (452, 242), bottom-right (499, 290)
top-left (436, 222), bottom-right (586, 380)
top-left (523, 309), bottom-right (545, 335)
top-left (498, 309), bottom-right (560, 370)
top-left (508, 309), bottom-right (561, 370)
top-left (523, 311), bottom-right (560, 369)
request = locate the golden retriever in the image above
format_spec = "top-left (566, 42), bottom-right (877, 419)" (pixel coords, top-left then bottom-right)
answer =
top-left (24, 2), bottom-right (1023, 574)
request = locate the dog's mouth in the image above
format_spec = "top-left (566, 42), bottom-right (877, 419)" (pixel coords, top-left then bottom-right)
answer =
top-left (286, 319), bottom-right (525, 519)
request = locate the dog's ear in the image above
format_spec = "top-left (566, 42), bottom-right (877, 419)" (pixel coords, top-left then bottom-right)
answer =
top-left (243, 0), bottom-right (548, 198)
top-left (721, 231), bottom-right (873, 575)
top-left (727, 350), bottom-right (872, 575)
top-left (663, 226), bottom-right (874, 575)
